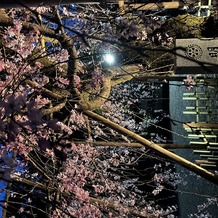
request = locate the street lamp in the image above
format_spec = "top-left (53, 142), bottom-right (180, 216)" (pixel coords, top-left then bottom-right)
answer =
top-left (103, 53), bottom-right (115, 65)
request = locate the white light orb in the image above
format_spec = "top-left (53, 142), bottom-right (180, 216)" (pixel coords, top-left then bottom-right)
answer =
top-left (104, 53), bottom-right (115, 65)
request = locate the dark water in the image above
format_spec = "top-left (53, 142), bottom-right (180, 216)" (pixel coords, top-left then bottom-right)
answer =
top-left (169, 81), bottom-right (218, 218)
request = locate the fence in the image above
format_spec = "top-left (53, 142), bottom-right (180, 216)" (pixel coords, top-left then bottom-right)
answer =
top-left (183, 76), bottom-right (218, 170)
top-left (196, 0), bottom-right (213, 17)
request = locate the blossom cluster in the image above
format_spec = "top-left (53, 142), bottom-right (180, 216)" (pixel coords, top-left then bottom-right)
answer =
top-left (0, 6), bottom-right (182, 218)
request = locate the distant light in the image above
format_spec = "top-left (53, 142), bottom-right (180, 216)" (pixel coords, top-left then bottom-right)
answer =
top-left (104, 54), bottom-right (115, 65)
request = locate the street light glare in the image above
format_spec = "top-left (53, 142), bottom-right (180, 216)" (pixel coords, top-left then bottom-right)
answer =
top-left (104, 53), bottom-right (115, 65)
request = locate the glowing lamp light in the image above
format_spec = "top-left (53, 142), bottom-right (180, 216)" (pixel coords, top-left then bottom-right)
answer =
top-left (103, 53), bottom-right (115, 65)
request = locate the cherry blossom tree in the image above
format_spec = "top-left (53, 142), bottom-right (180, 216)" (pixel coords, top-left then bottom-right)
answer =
top-left (0, 3), bottom-right (217, 218)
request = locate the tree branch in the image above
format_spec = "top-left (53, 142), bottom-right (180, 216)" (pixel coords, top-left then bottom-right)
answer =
top-left (74, 141), bottom-right (207, 149)
top-left (84, 110), bottom-right (218, 185)
top-left (89, 196), bottom-right (155, 218)
top-left (80, 77), bottom-right (112, 110)
top-left (25, 80), bottom-right (64, 99)
top-left (42, 100), bottom-right (66, 115)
